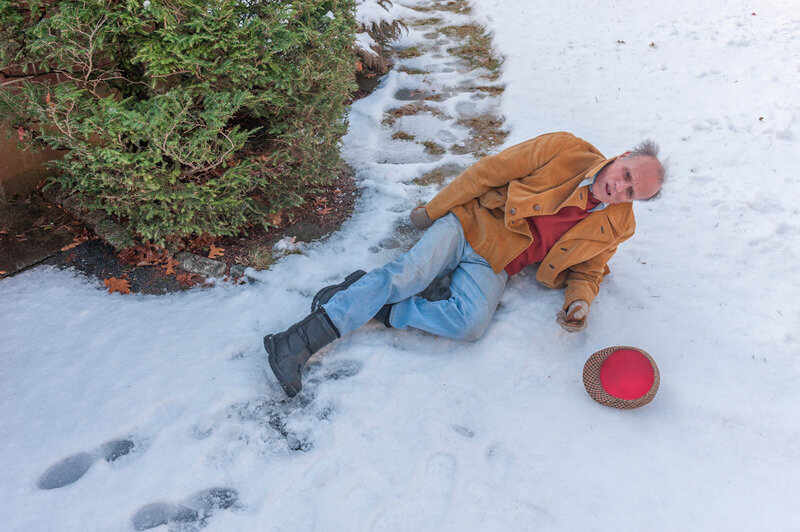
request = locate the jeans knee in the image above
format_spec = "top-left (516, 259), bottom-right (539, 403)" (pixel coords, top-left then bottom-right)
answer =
top-left (452, 314), bottom-right (490, 342)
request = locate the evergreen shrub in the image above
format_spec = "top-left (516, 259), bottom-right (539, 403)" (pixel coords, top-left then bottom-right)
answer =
top-left (0, 0), bottom-right (357, 243)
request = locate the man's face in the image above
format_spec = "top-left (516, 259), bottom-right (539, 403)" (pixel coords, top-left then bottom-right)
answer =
top-left (592, 153), bottom-right (663, 204)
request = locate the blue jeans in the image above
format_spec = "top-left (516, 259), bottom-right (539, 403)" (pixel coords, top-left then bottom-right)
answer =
top-left (323, 213), bottom-right (508, 341)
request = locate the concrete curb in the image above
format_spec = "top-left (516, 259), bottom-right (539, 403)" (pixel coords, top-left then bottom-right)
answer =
top-left (42, 184), bottom-right (135, 250)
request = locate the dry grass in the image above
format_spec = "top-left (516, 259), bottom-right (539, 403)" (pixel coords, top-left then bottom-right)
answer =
top-left (443, 24), bottom-right (502, 80)
top-left (236, 245), bottom-right (275, 271)
top-left (414, 0), bottom-right (472, 14)
top-left (397, 66), bottom-right (430, 76)
top-left (397, 46), bottom-right (425, 59)
top-left (394, 87), bottom-right (446, 101)
top-left (469, 85), bottom-right (505, 96)
top-left (391, 131), bottom-right (416, 141)
top-left (422, 141), bottom-right (446, 155)
top-left (381, 102), bottom-right (447, 126)
top-left (360, 19), bottom-right (407, 47)
top-left (413, 163), bottom-right (467, 187)
top-left (453, 114), bottom-right (508, 157)
top-left (439, 24), bottom-right (480, 39)
top-left (409, 17), bottom-right (443, 27)
top-left (421, 92), bottom-right (446, 102)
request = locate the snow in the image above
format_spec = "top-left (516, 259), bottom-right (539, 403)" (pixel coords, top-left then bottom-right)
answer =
top-left (2, 0), bottom-right (800, 530)
top-left (355, 32), bottom-right (379, 57)
top-left (355, 0), bottom-right (417, 29)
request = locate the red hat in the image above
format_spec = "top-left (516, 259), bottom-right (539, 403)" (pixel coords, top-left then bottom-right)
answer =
top-left (583, 346), bottom-right (660, 409)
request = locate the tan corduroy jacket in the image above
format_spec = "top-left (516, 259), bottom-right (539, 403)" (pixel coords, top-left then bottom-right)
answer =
top-left (424, 132), bottom-right (636, 310)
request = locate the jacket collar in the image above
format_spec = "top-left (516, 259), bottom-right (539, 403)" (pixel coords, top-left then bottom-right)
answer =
top-left (584, 155), bottom-right (618, 180)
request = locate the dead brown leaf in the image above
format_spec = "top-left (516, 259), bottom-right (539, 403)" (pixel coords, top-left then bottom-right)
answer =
top-left (314, 197), bottom-right (333, 215)
top-left (269, 212), bottom-right (284, 226)
top-left (176, 271), bottom-right (202, 287)
top-left (208, 244), bottom-right (225, 259)
top-left (119, 243), bottom-right (166, 266)
top-left (60, 238), bottom-right (83, 252)
top-left (103, 277), bottom-right (131, 295)
top-left (183, 233), bottom-right (216, 254)
top-left (162, 257), bottom-right (179, 275)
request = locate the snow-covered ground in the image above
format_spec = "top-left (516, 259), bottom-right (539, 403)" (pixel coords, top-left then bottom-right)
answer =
top-left (2, 0), bottom-right (800, 530)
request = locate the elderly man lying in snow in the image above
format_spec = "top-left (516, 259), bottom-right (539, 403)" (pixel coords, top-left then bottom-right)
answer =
top-left (263, 131), bottom-right (666, 397)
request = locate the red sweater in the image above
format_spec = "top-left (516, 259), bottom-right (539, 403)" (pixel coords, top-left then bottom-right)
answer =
top-left (504, 187), bottom-right (602, 276)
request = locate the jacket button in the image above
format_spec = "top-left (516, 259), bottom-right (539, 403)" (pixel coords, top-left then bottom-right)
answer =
top-left (510, 208), bottom-right (517, 215)
top-left (533, 204), bottom-right (541, 211)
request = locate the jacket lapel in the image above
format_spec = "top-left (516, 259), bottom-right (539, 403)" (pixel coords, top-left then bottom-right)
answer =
top-left (556, 203), bottom-right (634, 244)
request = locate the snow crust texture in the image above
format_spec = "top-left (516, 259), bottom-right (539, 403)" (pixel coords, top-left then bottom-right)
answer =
top-left (2, 0), bottom-right (800, 530)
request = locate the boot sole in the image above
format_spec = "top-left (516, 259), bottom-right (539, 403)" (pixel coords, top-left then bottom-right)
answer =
top-left (311, 270), bottom-right (367, 312)
top-left (263, 335), bottom-right (301, 398)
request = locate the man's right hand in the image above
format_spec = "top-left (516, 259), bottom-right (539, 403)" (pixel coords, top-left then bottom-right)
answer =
top-left (410, 206), bottom-right (434, 230)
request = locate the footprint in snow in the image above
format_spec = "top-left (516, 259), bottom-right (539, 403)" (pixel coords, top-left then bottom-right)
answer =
top-left (37, 438), bottom-right (135, 490)
top-left (372, 452), bottom-right (457, 530)
top-left (262, 358), bottom-right (364, 401)
top-left (37, 402), bottom-right (182, 490)
top-left (305, 358), bottom-right (364, 385)
top-left (131, 487), bottom-right (238, 531)
top-left (242, 360), bottom-right (365, 451)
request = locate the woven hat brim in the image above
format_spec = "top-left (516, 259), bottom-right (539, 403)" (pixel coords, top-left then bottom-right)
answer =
top-left (583, 346), bottom-right (660, 409)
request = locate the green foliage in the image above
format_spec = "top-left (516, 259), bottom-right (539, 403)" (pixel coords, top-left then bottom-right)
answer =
top-left (0, 0), bottom-right (357, 243)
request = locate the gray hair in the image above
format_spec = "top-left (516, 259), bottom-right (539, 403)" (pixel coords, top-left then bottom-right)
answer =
top-left (630, 139), bottom-right (667, 201)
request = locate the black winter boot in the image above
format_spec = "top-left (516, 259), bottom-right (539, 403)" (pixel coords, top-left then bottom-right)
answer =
top-left (311, 270), bottom-right (367, 312)
top-left (264, 308), bottom-right (341, 397)
top-left (374, 304), bottom-right (393, 328)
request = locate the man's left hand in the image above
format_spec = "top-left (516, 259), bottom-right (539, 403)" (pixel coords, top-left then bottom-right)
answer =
top-left (410, 206), bottom-right (434, 230)
top-left (556, 300), bottom-right (589, 333)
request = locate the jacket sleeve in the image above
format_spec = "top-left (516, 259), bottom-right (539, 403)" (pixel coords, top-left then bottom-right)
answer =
top-left (561, 245), bottom-right (619, 310)
top-left (560, 204), bottom-right (636, 310)
top-left (424, 132), bottom-right (570, 220)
